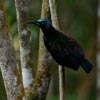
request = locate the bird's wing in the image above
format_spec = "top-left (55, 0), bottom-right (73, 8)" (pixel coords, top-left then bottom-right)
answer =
top-left (43, 31), bottom-right (84, 61)
top-left (63, 35), bottom-right (84, 61)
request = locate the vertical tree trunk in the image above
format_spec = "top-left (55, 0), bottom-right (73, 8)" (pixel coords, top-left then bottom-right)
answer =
top-left (14, 0), bottom-right (34, 95)
top-left (0, 0), bottom-right (25, 100)
top-left (49, 0), bottom-right (65, 100)
top-left (26, 0), bottom-right (52, 100)
top-left (97, 0), bottom-right (100, 100)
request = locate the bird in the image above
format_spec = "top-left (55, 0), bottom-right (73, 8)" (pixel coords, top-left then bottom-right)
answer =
top-left (27, 18), bottom-right (93, 73)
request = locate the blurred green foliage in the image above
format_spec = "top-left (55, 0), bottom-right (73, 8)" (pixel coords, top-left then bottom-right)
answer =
top-left (0, 0), bottom-right (97, 100)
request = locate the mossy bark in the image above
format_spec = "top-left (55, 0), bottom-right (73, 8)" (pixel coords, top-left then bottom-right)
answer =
top-left (26, 0), bottom-right (52, 100)
top-left (49, 0), bottom-right (65, 100)
top-left (14, 0), bottom-right (34, 96)
top-left (0, 0), bottom-right (25, 100)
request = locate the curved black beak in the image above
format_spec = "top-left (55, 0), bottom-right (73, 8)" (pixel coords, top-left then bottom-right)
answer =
top-left (26, 21), bottom-right (40, 26)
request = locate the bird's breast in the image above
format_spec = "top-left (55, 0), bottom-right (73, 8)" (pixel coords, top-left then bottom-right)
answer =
top-left (43, 35), bottom-right (66, 57)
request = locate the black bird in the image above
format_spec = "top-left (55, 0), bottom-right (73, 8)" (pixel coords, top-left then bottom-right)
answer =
top-left (27, 18), bottom-right (93, 73)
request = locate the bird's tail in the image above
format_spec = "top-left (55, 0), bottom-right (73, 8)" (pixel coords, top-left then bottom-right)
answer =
top-left (81, 58), bottom-right (93, 73)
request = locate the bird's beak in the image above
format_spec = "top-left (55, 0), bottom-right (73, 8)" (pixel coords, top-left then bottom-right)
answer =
top-left (26, 21), bottom-right (40, 26)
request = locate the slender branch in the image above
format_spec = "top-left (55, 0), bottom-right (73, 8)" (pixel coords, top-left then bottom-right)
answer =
top-left (49, 0), bottom-right (65, 100)
top-left (14, 0), bottom-right (34, 95)
top-left (0, 0), bottom-right (25, 100)
top-left (26, 0), bottom-right (52, 100)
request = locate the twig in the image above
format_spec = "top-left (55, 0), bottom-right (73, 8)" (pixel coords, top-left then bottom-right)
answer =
top-left (49, 0), bottom-right (65, 100)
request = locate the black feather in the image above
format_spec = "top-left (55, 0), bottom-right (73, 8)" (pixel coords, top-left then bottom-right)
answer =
top-left (81, 58), bottom-right (93, 73)
top-left (27, 18), bottom-right (93, 73)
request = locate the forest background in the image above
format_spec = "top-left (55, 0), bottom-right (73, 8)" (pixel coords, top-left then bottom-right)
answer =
top-left (0, 0), bottom-right (97, 100)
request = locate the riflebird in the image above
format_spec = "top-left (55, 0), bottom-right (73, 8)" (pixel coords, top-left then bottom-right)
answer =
top-left (27, 18), bottom-right (93, 73)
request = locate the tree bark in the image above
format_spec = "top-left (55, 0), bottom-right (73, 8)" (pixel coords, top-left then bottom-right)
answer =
top-left (26, 0), bottom-right (52, 100)
top-left (0, 0), bottom-right (25, 100)
top-left (14, 0), bottom-right (34, 95)
top-left (49, 0), bottom-right (65, 100)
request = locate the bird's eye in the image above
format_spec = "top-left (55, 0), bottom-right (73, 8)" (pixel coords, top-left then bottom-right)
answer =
top-left (41, 22), bottom-right (46, 26)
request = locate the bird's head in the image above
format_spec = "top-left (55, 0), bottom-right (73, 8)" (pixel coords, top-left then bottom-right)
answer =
top-left (27, 18), bottom-right (52, 29)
